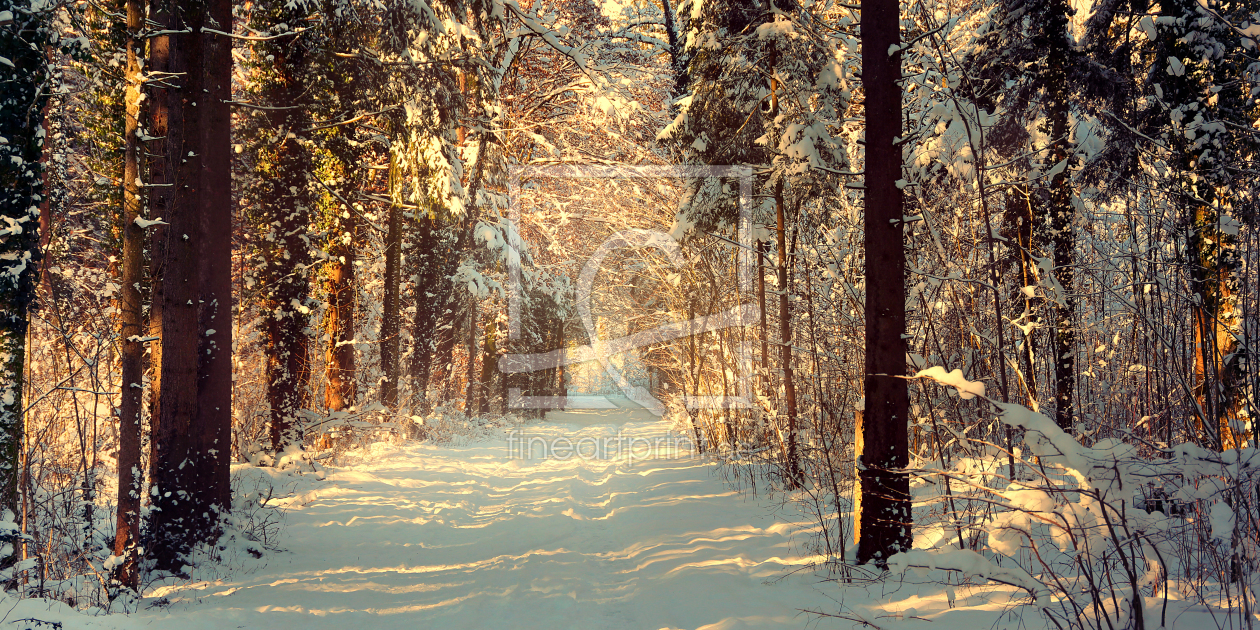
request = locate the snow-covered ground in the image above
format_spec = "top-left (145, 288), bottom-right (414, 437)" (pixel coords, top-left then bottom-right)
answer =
top-left (7, 399), bottom-right (1234, 629)
top-left (31, 400), bottom-right (827, 629)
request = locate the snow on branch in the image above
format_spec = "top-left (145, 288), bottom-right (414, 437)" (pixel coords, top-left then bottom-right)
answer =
top-left (910, 366), bottom-right (986, 399)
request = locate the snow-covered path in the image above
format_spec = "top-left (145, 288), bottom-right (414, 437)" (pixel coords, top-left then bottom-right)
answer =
top-left (9, 404), bottom-right (1230, 630)
top-left (138, 405), bottom-right (828, 629)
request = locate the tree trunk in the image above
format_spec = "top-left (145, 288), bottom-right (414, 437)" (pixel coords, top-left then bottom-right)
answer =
top-left (421, 135), bottom-right (487, 407)
top-left (856, 0), bottom-right (911, 566)
top-left (475, 314), bottom-right (498, 415)
top-left (1153, 0), bottom-right (1245, 452)
top-left (774, 182), bottom-right (803, 488)
top-left (1003, 187), bottom-right (1040, 406)
top-left (264, 296), bottom-right (310, 455)
top-left (322, 47), bottom-right (363, 414)
top-left (199, 0), bottom-right (233, 508)
top-left (254, 15), bottom-right (314, 456)
top-left (146, 0), bottom-right (172, 480)
top-left (659, 0), bottom-right (687, 99)
top-left (37, 112), bottom-right (51, 293)
top-left (1190, 203), bottom-right (1245, 450)
top-left (112, 0), bottom-right (145, 591)
top-left (325, 209), bottom-right (357, 412)
top-left (147, 0), bottom-right (204, 571)
top-left (1045, 2), bottom-right (1076, 432)
top-left (552, 315), bottom-right (566, 402)
top-left (0, 0), bottom-right (50, 569)
top-left (407, 214), bottom-right (442, 409)
top-left (757, 240), bottom-right (769, 385)
top-left (463, 303), bottom-right (478, 413)
top-left (145, 0), bottom-right (233, 570)
top-left (428, 309), bottom-right (460, 405)
top-left (380, 166), bottom-right (403, 409)
top-left (767, 39), bottom-right (802, 489)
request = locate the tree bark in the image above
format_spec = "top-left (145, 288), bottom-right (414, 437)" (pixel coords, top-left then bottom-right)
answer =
top-left (264, 294), bottom-right (310, 455)
top-left (474, 314), bottom-right (498, 415)
top-left (1045, 0), bottom-right (1076, 432)
top-left (767, 39), bottom-right (802, 489)
top-left (856, 0), bottom-right (911, 566)
top-left (112, 0), bottom-right (145, 591)
top-left (774, 182), bottom-right (802, 488)
top-left (322, 43), bottom-right (363, 414)
top-left (145, 0), bottom-right (233, 570)
top-left (1190, 203), bottom-right (1244, 450)
top-left (253, 15), bottom-right (314, 456)
top-left (421, 135), bottom-right (486, 408)
top-left (462, 303), bottom-right (478, 413)
top-left (659, 0), bottom-right (687, 99)
top-left (0, 0), bottom-right (51, 569)
top-left (199, 0), bottom-right (233, 508)
top-left (1152, 0), bottom-right (1245, 451)
top-left (147, 0), bottom-right (203, 571)
top-left (325, 209), bottom-right (357, 412)
top-left (380, 163), bottom-right (403, 408)
top-left (757, 240), bottom-right (769, 387)
top-left (407, 214), bottom-right (441, 409)
top-left (146, 0), bottom-right (172, 479)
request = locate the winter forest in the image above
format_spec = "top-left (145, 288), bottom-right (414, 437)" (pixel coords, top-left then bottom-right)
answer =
top-left (0, 0), bottom-right (1258, 626)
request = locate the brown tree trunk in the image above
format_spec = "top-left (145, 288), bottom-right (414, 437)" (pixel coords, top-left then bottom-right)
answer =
top-left (380, 170), bottom-right (403, 409)
top-left (112, 0), bottom-right (145, 591)
top-left (474, 314), bottom-right (497, 415)
top-left (1191, 203), bottom-right (1245, 450)
top-left (757, 240), bottom-right (769, 384)
top-left (1045, 12), bottom-right (1076, 433)
top-left (767, 41), bottom-right (802, 489)
top-left (322, 57), bottom-right (362, 414)
top-left (428, 307), bottom-right (460, 405)
top-left (145, 0), bottom-right (233, 570)
top-left (407, 213), bottom-right (442, 409)
top-left (146, 0), bottom-right (202, 571)
top-left (1004, 187), bottom-right (1040, 405)
top-left (256, 24), bottom-right (314, 456)
top-left (552, 315), bottom-right (566, 402)
top-left (774, 183), bottom-right (802, 488)
top-left (199, 0), bottom-right (234, 507)
top-left (856, 0), bottom-right (911, 566)
top-left (264, 303), bottom-right (310, 454)
top-left (325, 213), bottom-right (357, 412)
top-left (463, 303), bottom-right (478, 413)
top-left (145, 0), bottom-right (172, 481)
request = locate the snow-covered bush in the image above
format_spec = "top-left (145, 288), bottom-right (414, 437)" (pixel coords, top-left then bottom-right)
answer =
top-left (892, 373), bottom-right (1260, 630)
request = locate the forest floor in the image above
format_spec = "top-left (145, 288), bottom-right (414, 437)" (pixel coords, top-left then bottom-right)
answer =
top-left (6, 400), bottom-right (1218, 629)
top-left (64, 400), bottom-right (837, 628)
